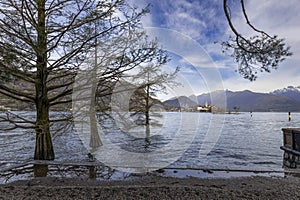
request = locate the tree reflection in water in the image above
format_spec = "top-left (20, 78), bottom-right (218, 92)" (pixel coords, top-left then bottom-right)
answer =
top-left (0, 161), bottom-right (117, 183)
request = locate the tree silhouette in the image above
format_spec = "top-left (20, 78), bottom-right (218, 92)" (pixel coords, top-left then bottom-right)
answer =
top-left (222, 0), bottom-right (292, 81)
top-left (0, 0), bottom-right (164, 160)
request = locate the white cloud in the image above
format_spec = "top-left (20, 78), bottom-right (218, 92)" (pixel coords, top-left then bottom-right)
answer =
top-left (178, 56), bottom-right (216, 69)
top-left (222, 0), bottom-right (300, 91)
top-left (146, 0), bottom-right (225, 40)
top-left (132, 0), bottom-right (300, 95)
top-left (222, 60), bottom-right (300, 93)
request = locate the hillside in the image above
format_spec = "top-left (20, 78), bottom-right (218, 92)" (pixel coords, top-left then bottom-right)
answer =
top-left (163, 87), bottom-right (300, 112)
top-left (271, 86), bottom-right (300, 102)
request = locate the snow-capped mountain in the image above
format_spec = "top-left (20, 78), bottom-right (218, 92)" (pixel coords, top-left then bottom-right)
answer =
top-left (163, 86), bottom-right (300, 112)
top-left (271, 86), bottom-right (300, 102)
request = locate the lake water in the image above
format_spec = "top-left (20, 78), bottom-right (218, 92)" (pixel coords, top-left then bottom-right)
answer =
top-left (0, 112), bottom-right (299, 176)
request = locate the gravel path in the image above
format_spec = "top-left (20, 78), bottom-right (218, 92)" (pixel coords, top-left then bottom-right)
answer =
top-left (1, 176), bottom-right (300, 199)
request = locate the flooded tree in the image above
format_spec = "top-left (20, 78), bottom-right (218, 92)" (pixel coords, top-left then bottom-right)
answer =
top-left (222, 0), bottom-right (292, 81)
top-left (76, 21), bottom-right (169, 152)
top-left (0, 0), bottom-right (290, 162)
top-left (0, 0), bottom-right (166, 160)
top-left (129, 64), bottom-right (179, 138)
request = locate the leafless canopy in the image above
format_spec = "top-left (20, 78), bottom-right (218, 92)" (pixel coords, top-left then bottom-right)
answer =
top-left (0, 0), bottom-right (157, 131)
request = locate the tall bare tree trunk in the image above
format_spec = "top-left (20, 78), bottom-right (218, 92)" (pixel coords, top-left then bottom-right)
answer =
top-left (145, 83), bottom-right (151, 142)
top-left (89, 41), bottom-right (102, 149)
top-left (34, 0), bottom-right (54, 160)
top-left (145, 84), bottom-right (150, 129)
top-left (89, 96), bottom-right (102, 148)
top-left (145, 84), bottom-right (151, 147)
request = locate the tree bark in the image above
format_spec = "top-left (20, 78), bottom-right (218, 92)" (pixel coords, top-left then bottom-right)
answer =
top-left (145, 84), bottom-right (150, 128)
top-left (89, 107), bottom-right (102, 149)
top-left (34, 0), bottom-right (54, 160)
top-left (89, 41), bottom-right (102, 149)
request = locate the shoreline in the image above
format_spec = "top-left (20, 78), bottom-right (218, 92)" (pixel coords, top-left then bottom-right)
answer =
top-left (1, 175), bottom-right (300, 199)
top-left (2, 161), bottom-right (300, 199)
top-left (0, 160), bottom-right (288, 184)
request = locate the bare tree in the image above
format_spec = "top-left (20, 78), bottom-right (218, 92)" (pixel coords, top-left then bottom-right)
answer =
top-left (0, 0), bottom-right (162, 160)
top-left (222, 0), bottom-right (292, 81)
top-left (128, 63), bottom-right (180, 138)
top-left (73, 20), bottom-right (169, 152)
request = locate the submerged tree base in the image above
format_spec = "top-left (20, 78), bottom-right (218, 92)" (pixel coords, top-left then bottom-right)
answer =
top-left (33, 164), bottom-right (48, 177)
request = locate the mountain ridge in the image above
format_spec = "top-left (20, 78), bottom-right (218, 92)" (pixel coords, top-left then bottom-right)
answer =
top-left (163, 86), bottom-right (300, 112)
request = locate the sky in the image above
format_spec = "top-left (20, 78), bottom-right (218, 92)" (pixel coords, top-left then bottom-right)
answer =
top-left (128, 0), bottom-right (300, 100)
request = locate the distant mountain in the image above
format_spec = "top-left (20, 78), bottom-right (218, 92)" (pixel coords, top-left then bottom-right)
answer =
top-left (271, 86), bottom-right (300, 102)
top-left (163, 87), bottom-right (300, 112)
top-left (203, 90), bottom-right (300, 112)
top-left (163, 96), bottom-right (198, 108)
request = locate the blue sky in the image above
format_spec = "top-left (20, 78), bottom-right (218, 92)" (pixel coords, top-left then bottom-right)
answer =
top-left (129, 0), bottom-right (300, 99)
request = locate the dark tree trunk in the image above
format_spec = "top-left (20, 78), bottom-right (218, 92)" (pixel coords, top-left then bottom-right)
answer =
top-left (34, 102), bottom-right (54, 160)
top-left (34, 0), bottom-right (54, 160)
top-left (34, 164), bottom-right (48, 177)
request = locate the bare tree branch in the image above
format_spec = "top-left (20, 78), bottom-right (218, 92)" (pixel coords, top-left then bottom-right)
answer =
top-left (222, 0), bottom-right (292, 81)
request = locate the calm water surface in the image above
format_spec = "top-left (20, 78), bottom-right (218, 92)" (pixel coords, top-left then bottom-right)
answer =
top-left (1, 112), bottom-right (299, 172)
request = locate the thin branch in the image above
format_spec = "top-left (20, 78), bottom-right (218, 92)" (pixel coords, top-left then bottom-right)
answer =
top-left (240, 0), bottom-right (272, 38)
top-left (50, 99), bottom-right (73, 107)
top-left (0, 84), bottom-right (35, 102)
top-left (48, 88), bottom-right (73, 103)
